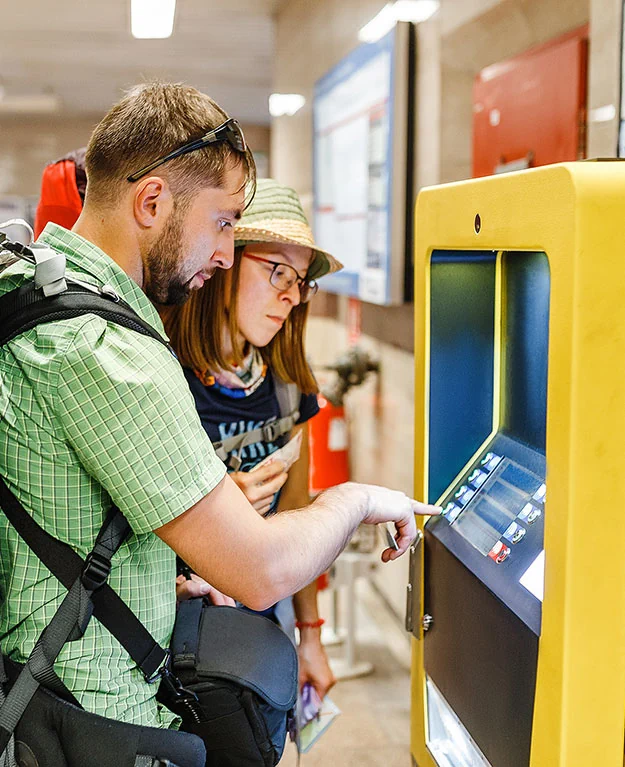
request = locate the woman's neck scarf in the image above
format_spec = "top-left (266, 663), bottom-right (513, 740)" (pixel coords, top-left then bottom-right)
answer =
top-left (195, 346), bottom-right (267, 398)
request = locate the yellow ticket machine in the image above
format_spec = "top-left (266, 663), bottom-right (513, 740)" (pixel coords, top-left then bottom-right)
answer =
top-left (408, 162), bottom-right (625, 767)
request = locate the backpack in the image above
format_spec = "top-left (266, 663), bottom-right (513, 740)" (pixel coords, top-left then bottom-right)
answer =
top-left (0, 232), bottom-right (297, 767)
top-left (34, 149), bottom-right (86, 238)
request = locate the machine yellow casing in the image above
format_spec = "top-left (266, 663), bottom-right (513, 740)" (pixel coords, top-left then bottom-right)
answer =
top-left (411, 162), bottom-right (625, 767)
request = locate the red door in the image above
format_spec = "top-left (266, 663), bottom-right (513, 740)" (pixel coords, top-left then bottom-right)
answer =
top-left (472, 26), bottom-right (588, 177)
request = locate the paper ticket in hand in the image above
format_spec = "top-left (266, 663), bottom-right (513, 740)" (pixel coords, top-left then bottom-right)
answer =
top-left (250, 430), bottom-right (303, 473)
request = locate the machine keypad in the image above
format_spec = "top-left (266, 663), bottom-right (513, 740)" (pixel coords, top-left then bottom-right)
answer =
top-left (441, 451), bottom-right (544, 564)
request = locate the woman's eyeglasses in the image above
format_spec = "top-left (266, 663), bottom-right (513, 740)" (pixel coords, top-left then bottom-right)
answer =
top-left (243, 253), bottom-right (319, 303)
top-left (127, 118), bottom-right (247, 183)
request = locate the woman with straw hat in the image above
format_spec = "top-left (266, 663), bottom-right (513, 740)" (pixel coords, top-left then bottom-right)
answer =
top-left (162, 178), bottom-right (343, 701)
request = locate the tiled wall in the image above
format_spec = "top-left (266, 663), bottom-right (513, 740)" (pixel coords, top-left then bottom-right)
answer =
top-left (272, 0), bottom-right (623, 618)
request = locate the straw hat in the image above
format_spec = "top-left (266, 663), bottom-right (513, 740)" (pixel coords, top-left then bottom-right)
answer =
top-left (234, 178), bottom-right (343, 281)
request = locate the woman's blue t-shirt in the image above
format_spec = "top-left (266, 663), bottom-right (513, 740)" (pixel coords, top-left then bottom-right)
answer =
top-left (183, 366), bottom-right (319, 473)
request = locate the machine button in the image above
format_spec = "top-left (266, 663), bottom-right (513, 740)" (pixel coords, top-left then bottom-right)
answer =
top-left (488, 541), bottom-right (511, 563)
top-left (533, 483), bottom-right (546, 504)
top-left (443, 503), bottom-right (462, 523)
top-left (503, 521), bottom-right (526, 544)
top-left (518, 503), bottom-right (541, 524)
top-left (454, 485), bottom-right (475, 506)
top-left (480, 452), bottom-right (502, 472)
top-left (468, 469), bottom-right (488, 488)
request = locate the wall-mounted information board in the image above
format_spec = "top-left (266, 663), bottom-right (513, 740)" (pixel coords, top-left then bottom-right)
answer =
top-left (313, 22), bottom-right (412, 305)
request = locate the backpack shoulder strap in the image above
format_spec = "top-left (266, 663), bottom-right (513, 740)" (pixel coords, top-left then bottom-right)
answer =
top-left (274, 378), bottom-right (300, 422)
top-left (0, 475), bottom-right (167, 682)
top-left (0, 281), bottom-right (172, 352)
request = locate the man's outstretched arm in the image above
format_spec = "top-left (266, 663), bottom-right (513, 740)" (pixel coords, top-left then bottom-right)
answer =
top-left (155, 473), bottom-right (439, 611)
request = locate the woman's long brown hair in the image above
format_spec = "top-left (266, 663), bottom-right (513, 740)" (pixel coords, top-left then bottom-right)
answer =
top-left (161, 246), bottom-right (318, 394)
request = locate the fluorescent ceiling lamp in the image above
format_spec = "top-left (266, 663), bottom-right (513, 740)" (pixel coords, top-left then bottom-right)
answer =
top-left (131, 0), bottom-right (176, 39)
top-left (269, 93), bottom-right (306, 117)
top-left (359, 0), bottom-right (440, 43)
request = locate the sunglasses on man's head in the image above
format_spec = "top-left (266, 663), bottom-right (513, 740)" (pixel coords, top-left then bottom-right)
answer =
top-left (127, 118), bottom-right (247, 183)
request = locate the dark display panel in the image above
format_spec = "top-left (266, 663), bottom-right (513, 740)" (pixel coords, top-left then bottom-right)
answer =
top-left (501, 251), bottom-right (550, 452)
top-left (428, 250), bottom-right (550, 506)
top-left (428, 252), bottom-right (497, 504)
top-left (426, 251), bottom-right (550, 634)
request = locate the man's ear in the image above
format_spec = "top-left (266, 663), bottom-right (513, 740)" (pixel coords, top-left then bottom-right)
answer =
top-left (132, 176), bottom-right (174, 230)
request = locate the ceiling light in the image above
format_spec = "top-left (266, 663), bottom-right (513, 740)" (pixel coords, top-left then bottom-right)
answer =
top-left (269, 93), bottom-right (306, 117)
top-left (131, 0), bottom-right (176, 39)
top-left (358, 0), bottom-right (439, 43)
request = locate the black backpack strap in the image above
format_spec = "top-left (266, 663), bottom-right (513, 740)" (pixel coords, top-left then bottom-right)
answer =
top-left (0, 477), bottom-right (168, 681)
top-left (0, 281), bottom-right (173, 353)
top-left (0, 656), bottom-right (16, 767)
top-left (0, 267), bottom-right (173, 754)
top-left (169, 598), bottom-right (204, 674)
top-left (0, 505), bottom-right (135, 754)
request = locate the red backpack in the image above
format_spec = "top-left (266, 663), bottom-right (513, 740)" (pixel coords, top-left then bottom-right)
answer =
top-left (34, 149), bottom-right (86, 237)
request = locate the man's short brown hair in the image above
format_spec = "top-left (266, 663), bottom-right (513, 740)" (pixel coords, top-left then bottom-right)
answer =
top-left (85, 81), bottom-right (255, 207)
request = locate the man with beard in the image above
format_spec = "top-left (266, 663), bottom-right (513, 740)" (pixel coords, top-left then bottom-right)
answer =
top-left (0, 82), bottom-right (438, 731)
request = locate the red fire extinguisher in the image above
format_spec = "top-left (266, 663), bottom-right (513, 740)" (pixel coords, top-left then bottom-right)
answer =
top-left (309, 395), bottom-right (349, 494)
top-left (308, 347), bottom-right (379, 495)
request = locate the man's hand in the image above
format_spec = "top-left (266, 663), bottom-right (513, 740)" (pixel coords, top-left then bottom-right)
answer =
top-left (297, 630), bottom-right (336, 700)
top-left (329, 483), bottom-right (441, 562)
top-left (175, 573), bottom-right (236, 606)
top-left (230, 459), bottom-right (288, 515)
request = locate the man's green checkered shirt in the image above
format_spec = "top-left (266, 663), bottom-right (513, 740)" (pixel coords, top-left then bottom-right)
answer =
top-left (0, 224), bottom-right (226, 727)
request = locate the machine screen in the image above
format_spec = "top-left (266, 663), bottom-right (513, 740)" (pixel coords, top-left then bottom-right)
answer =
top-left (449, 458), bottom-right (542, 557)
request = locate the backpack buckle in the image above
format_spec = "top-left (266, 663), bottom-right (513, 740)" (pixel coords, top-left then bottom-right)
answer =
top-left (227, 453), bottom-right (242, 471)
top-left (32, 243), bottom-right (67, 297)
top-left (82, 551), bottom-right (111, 591)
top-left (157, 666), bottom-right (201, 722)
top-left (262, 422), bottom-right (280, 442)
top-left (146, 649), bottom-right (171, 684)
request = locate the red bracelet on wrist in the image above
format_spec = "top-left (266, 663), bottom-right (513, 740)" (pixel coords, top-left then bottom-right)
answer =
top-left (295, 618), bottom-right (325, 630)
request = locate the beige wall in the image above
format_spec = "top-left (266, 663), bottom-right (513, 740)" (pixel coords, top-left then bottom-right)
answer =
top-left (0, 116), bottom-right (98, 198)
top-left (271, 0), bottom-right (625, 619)
top-left (588, 0), bottom-right (622, 155)
top-left (0, 117), bottom-right (270, 199)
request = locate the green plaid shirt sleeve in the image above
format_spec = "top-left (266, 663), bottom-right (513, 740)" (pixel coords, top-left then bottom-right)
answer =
top-left (55, 314), bottom-right (225, 534)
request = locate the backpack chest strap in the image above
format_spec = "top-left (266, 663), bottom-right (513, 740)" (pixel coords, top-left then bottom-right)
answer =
top-left (213, 411), bottom-right (300, 470)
